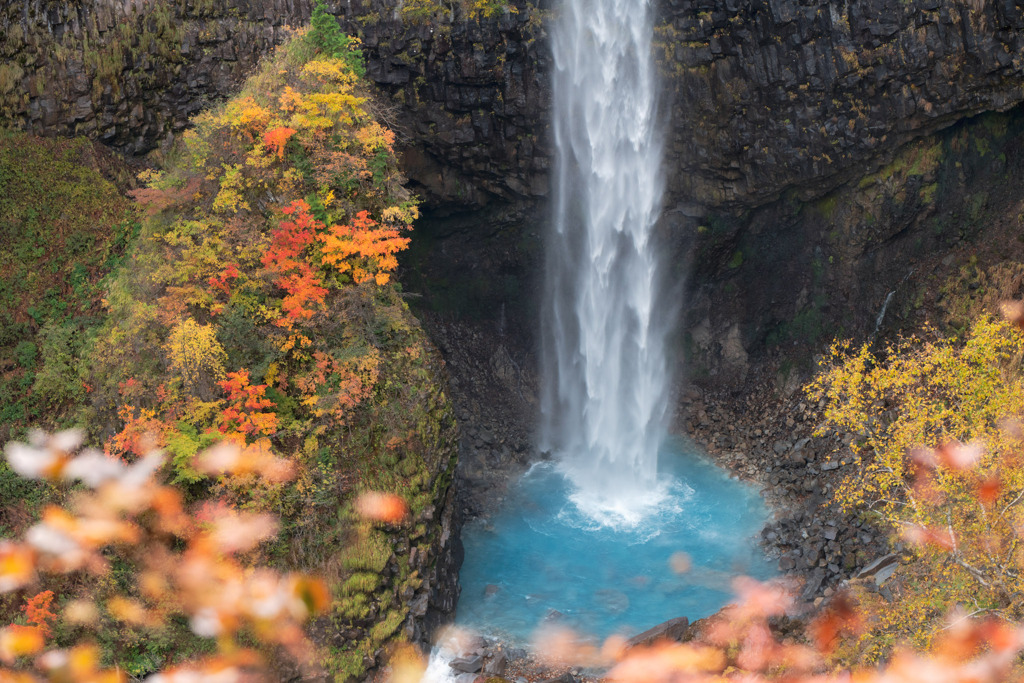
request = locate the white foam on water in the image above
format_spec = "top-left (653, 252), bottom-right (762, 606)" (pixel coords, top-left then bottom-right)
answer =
top-left (420, 648), bottom-right (458, 683)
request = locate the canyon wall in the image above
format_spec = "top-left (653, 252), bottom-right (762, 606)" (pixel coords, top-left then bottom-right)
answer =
top-left (7, 0), bottom-right (1024, 394)
top-left (9, 0), bottom-right (1023, 210)
top-left (1, 0), bottom-right (313, 153)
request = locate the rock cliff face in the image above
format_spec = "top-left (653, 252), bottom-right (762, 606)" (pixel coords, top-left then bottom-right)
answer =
top-left (359, 9), bottom-right (551, 206)
top-left (0, 0), bottom-right (312, 153)
top-left (369, 0), bottom-right (1024, 390)
top-left (355, 0), bottom-right (1024, 214)
top-left (11, 0), bottom-right (1024, 210)
top-left (657, 0), bottom-right (1024, 209)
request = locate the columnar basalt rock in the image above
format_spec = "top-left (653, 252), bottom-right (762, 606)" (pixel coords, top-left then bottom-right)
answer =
top-left (7, 0), bottom-right (1024, 211)
top-left (360, 0), bottom-right (1024, 211)
top-left (0, 0), bottom-right (315, 153)
top-left (358, 10), bottom-right (551, 206)
top-left (655, 0), bottom-right (1024, 209)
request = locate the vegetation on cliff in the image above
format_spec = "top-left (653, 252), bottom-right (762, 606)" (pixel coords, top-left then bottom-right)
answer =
top-left (808, 316), bottom-right (1024, 662)
top-left (0, 10), bottom-right (456, 680)
top-left (0, 132), bottom-right (136, 440)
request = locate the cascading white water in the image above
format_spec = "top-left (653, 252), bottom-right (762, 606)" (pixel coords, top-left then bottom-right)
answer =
top-left (540, 0), bottom-right (670, 526)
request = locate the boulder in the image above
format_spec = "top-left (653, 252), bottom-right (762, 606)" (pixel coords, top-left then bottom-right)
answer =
top-left (857, 553), bottom-right (900, 586)
top-left (450, 655), bottom-right (483, 674)
top-left (801, 568), bottom-right (826, 601)
top-left (626, 616), bottom-right (690, 649)
top-left (483, 651), bottom-right (508, 676)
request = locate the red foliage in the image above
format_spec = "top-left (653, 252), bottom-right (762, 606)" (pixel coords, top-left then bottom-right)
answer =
top-left (263, 200), bottom-right (320, 273)
top-left (107, 405), bottom-right (168, 462)
top-left (276, 265), bottom-right (327, 323)
top-left (208, 263), bottom-right (241, 297)
top-left (262, 201), bottom-right (328, 324)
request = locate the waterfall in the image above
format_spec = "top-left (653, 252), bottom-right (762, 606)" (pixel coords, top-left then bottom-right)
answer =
top-left (540, 0), bottom-right (670, 526)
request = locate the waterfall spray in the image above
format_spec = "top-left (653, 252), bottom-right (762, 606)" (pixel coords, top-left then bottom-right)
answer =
top-left (541, 0), bottom-right (670, 525)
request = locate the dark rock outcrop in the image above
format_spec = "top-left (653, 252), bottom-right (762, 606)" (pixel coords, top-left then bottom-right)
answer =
top-left (626, 616), bottom-right (691, 648)
top-left (656, 0), bottom-right (1024, 209)
top-left (11, 0), bottom-right (1024, 213)
top-left (359, 0), bottom-right (1024, 213)
top-left (0, 0), bottom-right (314, 154)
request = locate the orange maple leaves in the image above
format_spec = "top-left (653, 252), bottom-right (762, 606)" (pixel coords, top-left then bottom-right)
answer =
top-left (0, 592), bottom-right (56, 665)
top-left (21, 592), bottom-right (55, 641)
top-left (261, 199), bottom-right (410, 326)
top-left (263, 127), bottom-right (297, 160)
top-left (319, 210), bottom-right (410, 285)
top-left (216, 371), bottom-right (279, 440)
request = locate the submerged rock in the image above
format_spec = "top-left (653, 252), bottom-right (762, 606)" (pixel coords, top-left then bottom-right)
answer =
top-left (594, 589), bottom-right (630, 614)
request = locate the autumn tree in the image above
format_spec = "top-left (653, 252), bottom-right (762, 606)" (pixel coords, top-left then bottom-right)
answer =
top-left (164, 318), bottom-right (228, 398)
top-left (808, 315), bottom-right (1024, 656)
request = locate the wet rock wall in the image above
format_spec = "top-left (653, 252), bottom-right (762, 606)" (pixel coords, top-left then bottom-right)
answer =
top-left (658, 0), bottom-right (1024, 209)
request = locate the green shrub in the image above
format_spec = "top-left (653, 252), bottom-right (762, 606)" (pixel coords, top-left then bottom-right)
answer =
top-left (308, 0), bottom-right (365, 77)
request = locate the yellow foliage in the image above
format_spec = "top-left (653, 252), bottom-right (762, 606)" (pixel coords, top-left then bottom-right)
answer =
top-left (181, 127), bottom-right (210, 170)
top-left (380, 204), bottom-right (420, 228)
top-left (810, 318), bottom-right (1024, 520)
top-left (355, 122), bottom-right (395, 156)
top-left (301, 57), bottom-right (360, 88)
top-left (211, 164), bottom-right (250, 214)
top-left (294, 92), bottom-right (366, 130)
top-left (809, 316), bottom-right (1024, 655)
top-left (280, 167), bottom-right (305, 195)
top-left (164, 318), bottom-right (228, 394)
top-left (245, 142), bottom-right (275, 170)
top-left (278, 86), bottom-right (304, 113)
top-left (220, 96), bottom-right (271, 142)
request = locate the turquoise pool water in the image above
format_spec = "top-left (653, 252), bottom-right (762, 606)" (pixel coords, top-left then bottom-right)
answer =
top-left (454, 440), bottom-right (777, 643)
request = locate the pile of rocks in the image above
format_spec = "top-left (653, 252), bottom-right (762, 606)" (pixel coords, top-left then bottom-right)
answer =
top-left (680, 384), bottom-right (891, 602)
top-left (437, 634), bottom-right (588, 683)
